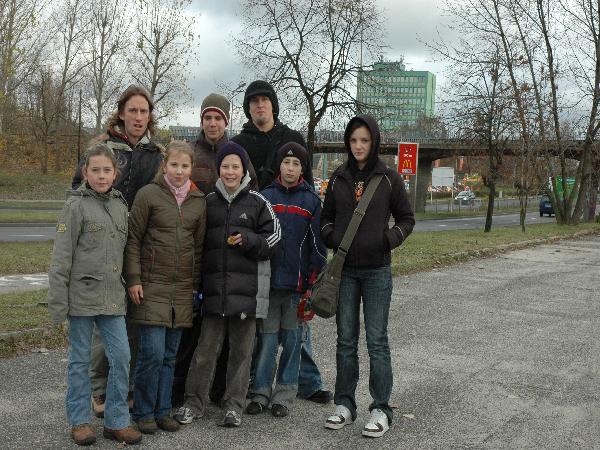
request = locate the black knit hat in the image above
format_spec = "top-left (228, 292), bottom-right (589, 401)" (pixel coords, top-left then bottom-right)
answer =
top-left (277, 142), bottom-right (308, 175)
top-left (216, 142), bottom-right (250, 175)
top-left (243, 80), bottom-right (279, 120)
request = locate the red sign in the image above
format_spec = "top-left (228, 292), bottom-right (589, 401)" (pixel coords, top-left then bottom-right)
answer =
top-left (398, 143), bottom-right (419, 175)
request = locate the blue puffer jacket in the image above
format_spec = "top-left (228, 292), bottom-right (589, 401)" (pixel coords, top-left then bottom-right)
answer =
top-left (260, 177), bottom-right (326, 292)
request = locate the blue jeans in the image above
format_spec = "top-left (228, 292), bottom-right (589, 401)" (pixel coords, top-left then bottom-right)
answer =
top-left (334, 265), bottom-right (393, 423)
top-left (66, 315), bottom-right (130, 429)
top-left (252, 291), bottom-right (301, 408)
top-left (133, 325), bottom-right (183, 421)
top-left (297, 322), bottom-right (325, 398)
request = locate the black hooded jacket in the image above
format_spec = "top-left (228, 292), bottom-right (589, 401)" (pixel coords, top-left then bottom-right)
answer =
top-left (231, 120), bottom-right (313, 190)
top-left (320, 115), bottom-right (415, 269)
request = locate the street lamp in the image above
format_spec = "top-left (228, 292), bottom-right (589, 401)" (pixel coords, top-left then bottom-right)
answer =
top-left (229, 81), bottom-right (247, 134)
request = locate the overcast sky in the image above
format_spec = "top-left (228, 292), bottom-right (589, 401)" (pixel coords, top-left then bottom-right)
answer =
top-left (173, 0), bottom-right (448, 127)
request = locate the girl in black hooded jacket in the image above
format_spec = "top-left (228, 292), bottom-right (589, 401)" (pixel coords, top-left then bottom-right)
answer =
top-left (321, 114), bottom-right (414, 438)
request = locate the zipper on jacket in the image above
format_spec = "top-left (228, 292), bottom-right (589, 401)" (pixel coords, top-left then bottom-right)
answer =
top-left (221, 202), bottom-right (232, 317)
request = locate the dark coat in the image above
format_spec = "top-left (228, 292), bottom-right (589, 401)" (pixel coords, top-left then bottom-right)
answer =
top-left (124, 175), bottom-right (206, 328)
top-left (72, 128), bottom-right (164, 210)
top-left (231, 120), bottom-right (313, 190)
top-left (191, 130), bottom-right (258, 194)
top-left (260, 178), bottom-right (326, 292)
top-left (202, 178), bottom-right (280, 318)
top-left (321, 115), bottom-right (415, 269)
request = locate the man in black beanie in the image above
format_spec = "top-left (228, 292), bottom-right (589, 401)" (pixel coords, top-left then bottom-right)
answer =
top-left (231, 80), bottom-right (314, 190)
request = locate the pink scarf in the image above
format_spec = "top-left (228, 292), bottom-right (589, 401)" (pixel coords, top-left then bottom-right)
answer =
top-left (163, 175), bottom-right (191, 206)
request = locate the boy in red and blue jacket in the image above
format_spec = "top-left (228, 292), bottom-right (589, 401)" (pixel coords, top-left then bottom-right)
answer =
top-left (248, 142), bottom-right (327, 417)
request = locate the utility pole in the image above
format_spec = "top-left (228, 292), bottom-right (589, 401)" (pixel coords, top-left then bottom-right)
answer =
top-left (77, 89), bottom-right (82, 163)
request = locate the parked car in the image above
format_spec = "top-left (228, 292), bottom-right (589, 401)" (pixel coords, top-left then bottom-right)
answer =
top-left (454, 190), bottom-right (476, 205)
top-left (539, 195), bottom-right (554, 216)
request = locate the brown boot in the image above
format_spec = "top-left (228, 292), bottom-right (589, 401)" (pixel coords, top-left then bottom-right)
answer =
top-left (156, 415), bottom-right (181, 432)
top-left (103, 426), bottom-right (142, 445)
top-left (91, 394), bottom-right (105, 418)
top-left (71, 424), bottom-right (96, 446)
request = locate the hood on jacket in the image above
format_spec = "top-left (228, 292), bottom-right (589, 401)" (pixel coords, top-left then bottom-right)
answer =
top-left (215, 171), bottom-right (252, 203)
top-left (343, 114), bottom-right (381, 174)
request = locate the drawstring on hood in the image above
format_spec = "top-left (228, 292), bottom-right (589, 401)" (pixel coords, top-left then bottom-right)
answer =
top-left (344, 114), bottom-right (381, 175)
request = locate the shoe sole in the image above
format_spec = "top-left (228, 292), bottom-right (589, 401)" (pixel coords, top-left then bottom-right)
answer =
top-left (102, 430), bottom-right (142, 445)
top-left (324, 418), bottom-right (353, 430)
top-left (72, 435), bottom-right (96, 446)
top-left (173, 417), bottom-right (194, 425)
top-left (362, 426), bottom-right (389, 438)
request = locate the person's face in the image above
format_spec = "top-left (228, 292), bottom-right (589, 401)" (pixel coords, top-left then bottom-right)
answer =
top-left (280, 156), bottom-right (303, 187)
top-left (220, 154), bottom-right (244, 193)
top-left (163, 151), bottom-right (192, 188)
top-left (118, 95), bottom-right (150, 144)
top-left (249, 95), bottom-right (273, 128)
top-left (349, 125), bottom-right (372, 169)
top-left (82, 155), bottom-right (117, 193)
top-left (202, 111), bottom-right (226, 144)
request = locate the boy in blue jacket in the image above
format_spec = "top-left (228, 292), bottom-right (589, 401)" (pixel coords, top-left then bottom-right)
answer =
top-left (248, 142), bottom-right (327, 417)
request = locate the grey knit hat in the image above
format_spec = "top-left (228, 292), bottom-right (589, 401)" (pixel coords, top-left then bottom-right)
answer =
top-left (243, 80), bottom-right (279, 120)
top-left (201, 93), bottom-right (231, 126)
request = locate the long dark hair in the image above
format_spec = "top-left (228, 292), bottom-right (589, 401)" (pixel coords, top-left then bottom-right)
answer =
top-left (106, 85), bottom-right (157, 136)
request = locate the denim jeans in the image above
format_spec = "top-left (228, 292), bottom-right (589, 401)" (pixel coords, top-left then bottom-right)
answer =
top-left (132, 325), bottom-right (183, 421)
top-left (297, 321), bottom-right (325, 398)
top-left (251, 291), bottom-right (301, 408)
top-left (66, 315), bottom-right (130, 429)
top-left (334, 265), bottom-right (393, 423)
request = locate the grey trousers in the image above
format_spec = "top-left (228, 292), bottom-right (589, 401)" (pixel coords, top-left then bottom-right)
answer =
top-left (184, 314), bottom-right (256, 416)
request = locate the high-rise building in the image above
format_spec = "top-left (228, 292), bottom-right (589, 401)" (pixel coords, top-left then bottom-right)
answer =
top-left (357, 61), bottom-right (436, 131)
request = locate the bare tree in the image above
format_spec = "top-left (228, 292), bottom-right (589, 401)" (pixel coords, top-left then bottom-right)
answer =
top-left (0, 0), bottom-right (46, 133)
top-left (83, 0), bottom-right (126, 132)
top-left (129, 0), bottom-right (198, 120)
top-left (234, 0), bottom-right (385, 153)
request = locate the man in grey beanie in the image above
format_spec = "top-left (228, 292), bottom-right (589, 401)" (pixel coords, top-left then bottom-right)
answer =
top-left (232, 80), bottom-right (314, 190)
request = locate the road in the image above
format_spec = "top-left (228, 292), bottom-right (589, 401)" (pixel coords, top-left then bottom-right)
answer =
top-left (1, 236), bottom-right (598, 448)
top-left (0, 213), bottom-right (558, 242)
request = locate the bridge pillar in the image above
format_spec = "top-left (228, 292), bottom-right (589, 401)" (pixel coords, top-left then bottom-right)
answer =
top-left (408, 157), bottom-right (433, 213)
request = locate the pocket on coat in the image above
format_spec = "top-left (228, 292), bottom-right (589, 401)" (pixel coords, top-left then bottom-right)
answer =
top-left (71, 273), bottom-right (104, 304)
top-left (83, 222), bottom-right (106, 244)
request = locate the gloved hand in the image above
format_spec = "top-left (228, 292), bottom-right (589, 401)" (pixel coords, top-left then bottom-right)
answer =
top-left (297, 289), bottom-right (315, 322)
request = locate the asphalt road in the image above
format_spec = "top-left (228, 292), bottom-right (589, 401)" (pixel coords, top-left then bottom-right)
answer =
top-left (0, 213), bottom-right (558, 242)
top-left (1, 236), bottom-right (598, 448)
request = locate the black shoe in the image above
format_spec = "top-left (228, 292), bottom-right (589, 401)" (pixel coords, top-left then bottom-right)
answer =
top-left (246, 401), bottom-right (264, 415)
top-left (306, 390), bottom-right (333, 404)
top-left (271, 404), bottom-right (288, 417)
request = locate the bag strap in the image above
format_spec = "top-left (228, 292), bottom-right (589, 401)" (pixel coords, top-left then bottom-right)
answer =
top-left (337, 174), bottom-right (384, 256)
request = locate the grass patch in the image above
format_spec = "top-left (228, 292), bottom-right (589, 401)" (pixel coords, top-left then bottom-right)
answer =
top-left (392, 222), bottom-right (600, 275)
top-left (0, 289), bottom-right (67, 358)
top-left (0, 210), bottom-right (60, 223)
top-left (0, 200), bottom-right (64, 209)
top-left (0, 169), bottom-right (71, 200)
top-left (0, 289), bottom-right (51, 332)
top-left (0, 241), bottom-right (54, 274)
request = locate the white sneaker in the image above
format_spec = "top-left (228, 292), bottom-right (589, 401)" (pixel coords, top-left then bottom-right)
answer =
top-left (324, 404), bottom-right (353, 430)
top-left (173, 406), bottom-right (197, 424)
top-left (362, 408), bottom-right (389, 438)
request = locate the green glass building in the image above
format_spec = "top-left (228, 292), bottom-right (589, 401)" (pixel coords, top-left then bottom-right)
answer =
top-left (357, 61), bottom-right (436, 131)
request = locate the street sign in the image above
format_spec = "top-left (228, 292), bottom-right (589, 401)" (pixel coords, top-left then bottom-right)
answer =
top-left (432, 167), bottom-right (454, 187)
top-left (398, 143), bottom-right (419, 175)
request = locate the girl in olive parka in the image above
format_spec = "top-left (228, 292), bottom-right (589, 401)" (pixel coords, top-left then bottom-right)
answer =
top-left (47, 143), bottom-right (139, 446)
top-left (124, 141), bottom-right (206, 433)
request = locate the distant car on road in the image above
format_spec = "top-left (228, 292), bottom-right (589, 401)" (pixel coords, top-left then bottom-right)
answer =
top-left (539, 195), bottom-right (554, 216)
top-left (454, 190), bottom-right (476, 205)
